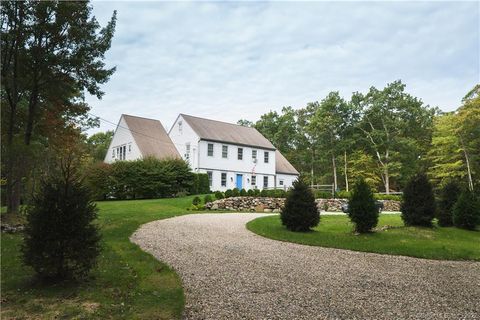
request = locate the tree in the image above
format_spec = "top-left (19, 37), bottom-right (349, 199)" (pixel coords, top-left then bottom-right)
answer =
top-left (1, 1), bottom-right (117, 214)
top-left (280, 178), bottom-right (319, 231)
top-left (347, 151), bottom-right (382, 191)
top-left (353, 81), bottom-right (436, 193)
top-left (452, 191), bottom-right (480, 230)
top-left (437, 180), bottom-right (462, 227)
top-left (86, 130), bottom-right (114, 162)
top-left (348, 178), bottom-right (378, 233)
top-left (401, 173), bottom-right (436, 227)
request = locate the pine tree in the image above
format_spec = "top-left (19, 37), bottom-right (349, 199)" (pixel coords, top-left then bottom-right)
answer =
top-left (401, 173), bottom-right (436, 227)
top-left (437, 180), bottom-right (461, 227)
top-left (348, 178), bottom-right (378, 233)
top-left (280, 178), bottom-right (319, 231)
top-left (453, 191), bottom-right (480, 230)
top-left (22, 178), bottom-right (101, 281)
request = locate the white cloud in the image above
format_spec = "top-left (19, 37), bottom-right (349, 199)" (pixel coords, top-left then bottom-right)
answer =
top-left (87, 1), bottom-right (479, 134)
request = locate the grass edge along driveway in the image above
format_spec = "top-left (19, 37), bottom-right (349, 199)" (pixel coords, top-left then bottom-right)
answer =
top-left (1, 196), bottom-right (209, 320)
top-left (247, 214), bottom-right (480, 261)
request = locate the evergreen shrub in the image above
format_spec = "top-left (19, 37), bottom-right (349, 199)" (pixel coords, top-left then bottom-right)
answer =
top-left (401, 173), bottom-right (436, 227)
top-left (437, 180), bottom-right (461, 227)
top-left (453, 191), bottom-right (480, 230)
top-left (224, 189), bottom-right (233, 198)
top-left (204, 194), bottom-right (213, 204)
top-left (192, 196), bottom-right (201, 206)
top-left (348, 178), bottom-right (378, 233)
top-left (214, 191), bottom-right (224, 199)
top-left (280, 179), bottom-right (319, 232)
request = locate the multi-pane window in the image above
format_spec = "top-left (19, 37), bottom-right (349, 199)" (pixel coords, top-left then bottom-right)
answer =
top-left (178, 121), bottom-right (183, 134)
top-left (221, 173), bottom-right (227, 187)
top-left (128, 144), bottom-right (131, 152)
top-left (279, 180), bottom-right (284, 186)
top-left (263, 176), bottom-right (268, 188)
top-left (185, 143), bottom-right (191, 161)
top-left (264, 151), bottom-right (269, 163)
top-left (122, 145), bottom-right (126, 160)
top-left (238, 148), bottom-right (243, 160)
top-left (252, 150), bottom-right (257, 161)
top-left (112, 149), bottom-right (115, 158)
top-left (222, 145), bottom-right (228, 158)
top-left (251, 175), bottom-right (256, 186)
top-left (208, 143), bottom-right (214, 156)
top-left (207, 171), bottom-right (213, 187)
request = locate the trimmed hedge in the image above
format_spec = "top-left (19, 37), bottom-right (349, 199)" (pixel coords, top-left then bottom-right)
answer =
top-left (189, 173), bottom-right (211, 195)
top-left (85, 157), bottom-right (194, 200)
top-left (223, 188), bottom-right (287, 198)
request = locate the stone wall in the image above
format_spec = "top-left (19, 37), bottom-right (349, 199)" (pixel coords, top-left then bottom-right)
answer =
top-left (205, 197), bottom-right (401, 213)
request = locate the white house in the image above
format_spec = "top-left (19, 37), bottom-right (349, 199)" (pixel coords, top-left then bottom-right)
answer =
top-left (104, 114), bottom-right (180, 163)
top-left (168, 114), bottom-right (299, 191)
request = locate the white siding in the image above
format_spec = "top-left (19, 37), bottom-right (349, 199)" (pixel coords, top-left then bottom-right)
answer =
top-left (104, 116), bottom-right (142, 163)
top-left (276, 174), bottom-right (298, 189)
top-left (168, 115), bottom-right (200, 170)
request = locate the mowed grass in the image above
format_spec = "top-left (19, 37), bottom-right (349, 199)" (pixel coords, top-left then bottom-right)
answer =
top-left (247, 214), bottom-right (480, 261)
top-left (1, 196), bottom-right (207, 319)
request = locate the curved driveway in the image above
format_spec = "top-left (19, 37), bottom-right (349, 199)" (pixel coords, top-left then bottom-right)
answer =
top-left (131, 213), bottom-right (480, 319)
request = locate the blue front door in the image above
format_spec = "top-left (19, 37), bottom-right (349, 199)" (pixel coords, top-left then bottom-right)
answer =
top-left (236, 174), bottom-right (243, 189)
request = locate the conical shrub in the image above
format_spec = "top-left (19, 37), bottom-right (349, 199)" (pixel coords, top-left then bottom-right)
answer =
top-left (348, 178), bottom-right (378, 233)
top-left (453, 191), bottom-right (480, 230)
top-left (280, 178), bottom-right (319, 232)
top-left (401, 173), bottom-right (436, 227)
top-left (437, 180), bottom-right (461, 227)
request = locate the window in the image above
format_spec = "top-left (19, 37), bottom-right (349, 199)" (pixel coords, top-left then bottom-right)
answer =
top-left (238, 147), bottom-right (243, 160)
top-left (251, 175), bottom-right (256, 186)
top-left (222, 145), bottom-right (228, 158)
top-left (208, 143), bottom-right (214, 157)
top-left (207, 171), bottom-right (213, 187)
top-left (252, 150), bottom-right (257, 161)
top-left (178, 121), bottom-right (183, 134)
top-left (279, 179), bottom-right (284, 186)
top-left (185, 143), bottom-right (190, 161)
top-left (112, 149), bottom-right (115, 158)
top-left (221, 173), bottom-right (227, 187)
top-left (122, 145), bottom-right (126, 160)
top-left (116, 148), bottom-right (119, 159)
top-left (128, 144), bottom-right (131, 152)
top-left (264, 151), bottom-right (269, 163)
top-left (263, 176), bottom-right (269, 188)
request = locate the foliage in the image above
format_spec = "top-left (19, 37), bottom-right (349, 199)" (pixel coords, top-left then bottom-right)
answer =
top-left (22, 177), bottom-right (101, 280)
top-left (192, 196), bottom-right (201, 206)
top-left (453, 191), bottom-right (480, 230)
top-left (247, 214), bottom-right (480, 261)
top-left (260, 189), bottom-right (268, 197)
top-left (401, 173), bottom-right (436, 227)
top-left (437, 180), bottom-right (462, 227)
top-left (280, 179), bottom-right (319, 232)
top-left (204, 194), bottom-right (213, 204)
top-left (348, 179), bottom-right (378, 233)
top-left (373, 194), bottom-right (402, 201)
top-left (84, 158), bottom-right (193, 200)
top-left (240, 188), bottom-right (247, 196)
top-left (247, 189), bottom-right (255, 196)
top-left (253, 189), bottom-right (261, 196)
top-left (224, 189), bottom-right (233, 198)
top-left (347, 151), bottom-right (382, 191)
top-left (189, 173), bottom-right (210, 195)
top-left (86, 131), bottom-right (114, 162)
top-left (1, 1), bottom-right (117, 214)
top-left (232, 188), bottom-right (240, 197)
top-left (214, 191), bottom-right (224, 199)
top-left (335, 190), bottom-right (351, 199)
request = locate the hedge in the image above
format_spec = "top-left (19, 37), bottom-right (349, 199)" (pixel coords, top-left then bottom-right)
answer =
top-left (189, 173), bottom-right (210, 195)
top-left (84, 157), bottom-right (195, 200)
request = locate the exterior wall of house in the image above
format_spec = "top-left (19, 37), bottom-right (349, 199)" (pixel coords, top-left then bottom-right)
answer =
top-left (104, 116), bottom-right (142, 163)
top-left (168, 115), bottom-right (200, 170)
top-left (275, 173), bottom-right (298, 189)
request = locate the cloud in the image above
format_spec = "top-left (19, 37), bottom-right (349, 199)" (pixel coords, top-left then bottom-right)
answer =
top-left (86, 1), bottom-right (479, 134)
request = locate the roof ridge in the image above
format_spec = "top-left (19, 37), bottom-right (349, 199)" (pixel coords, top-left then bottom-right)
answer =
top-left (122, 114), bottom-right (160, 122)
top-left (180, 113), bottom-right (255, 129)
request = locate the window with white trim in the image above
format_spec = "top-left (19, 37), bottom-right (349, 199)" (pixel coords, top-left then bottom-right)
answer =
top-left (251, 175), bottom-right (256, 186)
top-left (263, 176), bottom-right (268, 188)
top-left (221, 172), bottom-right (227, 187)
top-left (185, 143), bottom-right (191, 161)
top-left (279, 179), bottom-right (284, 186)
top-left (222, 145), bottom-right (228, 158)
top-left (238, 147), bottom-right (243, 160)
top-left (178, 121), bottom-right (183, 134)
top-left (207, 171), bottom-right (213, 187)
top-left (264, 151), bottom-right (269, 163)
top-left (252, 149), bottom-right (257, 161)
top-left (207, 143), bottom-right (214, 157)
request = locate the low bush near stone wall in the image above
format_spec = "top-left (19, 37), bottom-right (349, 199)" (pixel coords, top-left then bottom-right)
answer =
top-left (205, 197), bottom-right (401, 212)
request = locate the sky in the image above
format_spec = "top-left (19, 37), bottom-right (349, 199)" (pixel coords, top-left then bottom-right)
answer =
top-left (87, 1), bottom-right (479, 134)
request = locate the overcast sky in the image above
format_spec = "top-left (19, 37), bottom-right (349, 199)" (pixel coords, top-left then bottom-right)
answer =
top-left (87, 1), bottom-right (479, 134)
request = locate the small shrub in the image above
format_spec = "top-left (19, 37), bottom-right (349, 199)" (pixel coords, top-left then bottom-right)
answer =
top-left (247, 189), bottom-right (254, 196)
top-left (313, 190), bottom-right (333, 199)
top-left (192, 196), bottom-right (201, 206)
top-left (224, 189), bottom-right (233, 198)
top-left (453, 191), bottom-right (480, 230)
top-left (253, 189), bottom-right (261, 196)
top-left (280, 178), bottom-right (319, 232)
top-left (232, 188), bottom-right (240, 197)
top-left (204, 194), bottom-right (213, 204)
top-left (348, 178), bottom-right (378, 233)
top-left (335, 190), bottom-right (351, 199)
top-left (374, 193), bottom-right (402, 201)
top-left (214, 191), bottom-right (224, 199)
top-left (240, 188), bottom-right (247, 196)
top-left (260, 189), bottom-right (268, 197)
top-left (401, 173), bottom-right (436, 227)
top-left (22, 178), bottom-right (101, 281)
top-left (437, 181), bottom-right (462, 227)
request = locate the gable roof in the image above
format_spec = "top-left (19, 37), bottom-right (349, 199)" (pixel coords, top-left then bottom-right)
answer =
top-left (122, 114), bottom-right (180, 159)
top-left (180, 114), bottom-right (275, 150)
top-left (275, 150), bottom-right (299, 175)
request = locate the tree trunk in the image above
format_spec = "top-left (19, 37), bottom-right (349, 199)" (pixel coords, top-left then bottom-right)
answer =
top-left (332, 153), bottom-right (337, 192)
top-left (460, 137), bottom-right (474, 191)
top-left (344, 150), bottom-right (349, 192)
top-left (384, 164), bottom-right (390, 194)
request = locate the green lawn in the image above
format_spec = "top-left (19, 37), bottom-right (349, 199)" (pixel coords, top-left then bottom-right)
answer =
top-left (1, 196), bottom-right (207, 319)
top-left (247, 214), bottom-right (480, 261)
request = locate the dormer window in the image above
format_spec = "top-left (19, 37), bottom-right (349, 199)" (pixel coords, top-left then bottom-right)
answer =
top-left (178, 121), bottom-right (183, 134)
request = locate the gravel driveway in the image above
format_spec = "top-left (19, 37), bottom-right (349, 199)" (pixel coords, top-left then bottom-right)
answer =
top-left (131, 213), bottom-right (480, 320)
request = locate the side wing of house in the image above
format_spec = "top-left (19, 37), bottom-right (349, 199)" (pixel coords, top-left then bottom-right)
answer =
top-left (104, 115), bottom-right (142, 163)
top-left (275, 150), bottom-right (299, 189)
top-left (168, 114), bottom-right (201, 170)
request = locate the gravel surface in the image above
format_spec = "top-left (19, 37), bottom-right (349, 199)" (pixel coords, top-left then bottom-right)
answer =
top-left (131, 213), bottom-right (480, 320)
